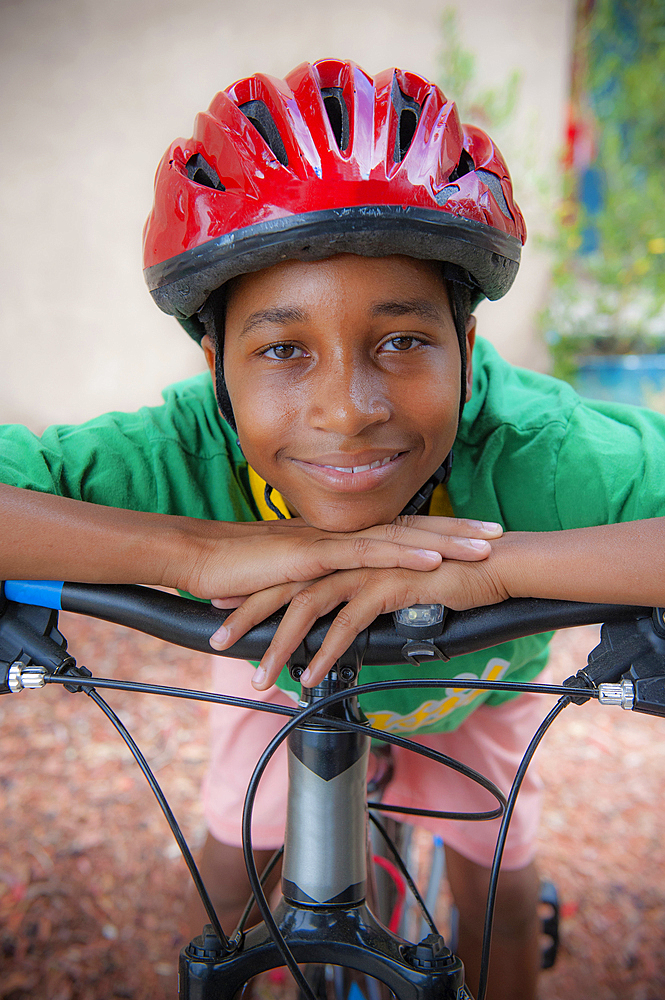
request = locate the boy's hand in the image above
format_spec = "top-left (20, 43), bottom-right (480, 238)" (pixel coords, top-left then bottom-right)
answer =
top-left (184, 514), bottom-right (501, 602)
top-left (215, 516), bottom-right (665, 690)
top-left (207, 516), bottom-right (504, 687)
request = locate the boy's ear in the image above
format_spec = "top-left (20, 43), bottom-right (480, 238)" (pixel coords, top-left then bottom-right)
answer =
top-left (465, 316), bottom-right (476, 403)
top-left (201, 334), bottom-right (217, 377)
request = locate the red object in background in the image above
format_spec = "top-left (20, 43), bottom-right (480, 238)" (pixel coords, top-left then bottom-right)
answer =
top-left (372, 854), bottom-right (407, 933)
top-left (563, 103), bottom-right (595, 172)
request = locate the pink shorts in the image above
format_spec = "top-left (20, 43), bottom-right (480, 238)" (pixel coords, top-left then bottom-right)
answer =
top-left (203, 658), bottom-right (553, 871)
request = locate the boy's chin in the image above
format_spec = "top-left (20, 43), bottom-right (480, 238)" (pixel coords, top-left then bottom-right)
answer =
top-left (300, 502), bottom-right (404, 533)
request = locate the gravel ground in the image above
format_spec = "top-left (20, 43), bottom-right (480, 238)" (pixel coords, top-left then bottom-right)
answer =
top-left (0, 613), bottom-right (663, 999)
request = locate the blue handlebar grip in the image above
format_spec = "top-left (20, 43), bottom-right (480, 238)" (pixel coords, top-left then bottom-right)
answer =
top-left (4, 580), bottom-right (64, 610)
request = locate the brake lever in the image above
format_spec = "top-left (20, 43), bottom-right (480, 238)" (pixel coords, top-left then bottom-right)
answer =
top-left (564, 609), bottom-right (665, 718)
top-left (0, 584), bottom-right (75, 691)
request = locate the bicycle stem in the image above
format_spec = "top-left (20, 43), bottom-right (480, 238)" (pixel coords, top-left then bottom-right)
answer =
top-left (282, 666), bottom-right (371, 907)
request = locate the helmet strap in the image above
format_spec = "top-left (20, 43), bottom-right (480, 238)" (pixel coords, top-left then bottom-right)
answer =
top-left (214, 350), bottom-right (237, 430)
top-left (198, 289), bottom-right (237, 430)
top-left (399, 450), bottom-right (453, 517)
top-left (448, 277), bottom-right (471, 424)
top-left (399, 276), bottom-right (470, 516)
top-left (265, 483), bottom-right (287, 520)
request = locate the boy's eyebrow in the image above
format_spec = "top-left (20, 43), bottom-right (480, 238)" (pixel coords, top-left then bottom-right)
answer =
top-left (239, 299), bottom-right (443, 337)
top-left (241, 306), bottom-right (308, 336)
top-left (370, 299), bottom-right (444, 322)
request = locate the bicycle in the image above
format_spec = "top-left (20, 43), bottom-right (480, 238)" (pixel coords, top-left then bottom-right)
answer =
top-left (1, 578), bottom-right (664, 1000)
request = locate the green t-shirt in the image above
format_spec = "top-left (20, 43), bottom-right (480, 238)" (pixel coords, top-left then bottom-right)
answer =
top-left (2, 337), bottom-right (665, 734)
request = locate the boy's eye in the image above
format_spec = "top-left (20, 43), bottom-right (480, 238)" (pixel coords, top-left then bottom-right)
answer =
top-left (261, 343), bottom-right (307, 360)
top-left (381, 335), bottom-right (421, 352)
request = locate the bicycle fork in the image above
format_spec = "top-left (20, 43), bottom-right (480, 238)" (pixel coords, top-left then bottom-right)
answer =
top-left (179, 670), bottom-right (470, 999)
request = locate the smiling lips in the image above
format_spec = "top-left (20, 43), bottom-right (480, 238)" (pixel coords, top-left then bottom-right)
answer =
top-left (319, 453), bottom-right (401, 474)
top-left (289, 450), bottom-right (408, 493)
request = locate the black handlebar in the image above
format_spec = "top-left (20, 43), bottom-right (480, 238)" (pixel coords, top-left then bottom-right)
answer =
top-left (52, 582), bottom-right (651, 665)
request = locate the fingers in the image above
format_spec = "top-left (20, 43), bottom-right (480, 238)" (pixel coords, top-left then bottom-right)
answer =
top-left (306, 528), bottom-right (491, 579)
top-left (191, 517), bottom-right (502, 601)
top-left (304, 535), bottom-right (444, 575)
top-left (297, 575), bottom-right (413, 688)
top-left (209, 581), bottom-right (311, 654)
top-left (348, 518), bottom-right (503, 563)
top-left (252, 557), bottom-right (503, 691)
top-left (365, 529), bottom-right (491, 562)
top-left (252, 571), bottom-right (374, 690)
top-left (393, 515), bottom-right (503, 539)
top-left (211, 596), bottom-right (248, 609)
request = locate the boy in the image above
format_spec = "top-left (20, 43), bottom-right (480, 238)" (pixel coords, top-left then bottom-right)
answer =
top-left (2, 60), bottom-right (665, 1000)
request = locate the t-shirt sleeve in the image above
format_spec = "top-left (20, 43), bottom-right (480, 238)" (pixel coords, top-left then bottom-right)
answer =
top-left (0, 412), bottom-right (160, 510)
top-left (0, 376), bottom-right (254, 523)
top-left (555, 399), bottom-right (665, 527)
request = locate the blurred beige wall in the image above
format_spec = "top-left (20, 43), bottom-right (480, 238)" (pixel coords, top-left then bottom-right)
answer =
top-left (0, 0), bottom-right (574, 431)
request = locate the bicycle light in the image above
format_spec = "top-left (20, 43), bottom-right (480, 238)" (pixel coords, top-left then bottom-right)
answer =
top-left (393, 604), bottom-right (447, 667)
top-left (393, 604), bottom-right (447, 640)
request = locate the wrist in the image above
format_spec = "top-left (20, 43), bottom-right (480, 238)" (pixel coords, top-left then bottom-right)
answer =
top-left (156, 516), bottom-right (231, 594)
top-left (483, 531), bottom-right (541, 601)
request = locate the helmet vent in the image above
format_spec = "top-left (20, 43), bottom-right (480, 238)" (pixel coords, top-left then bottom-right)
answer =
top-left (449, 149), bottom-right (475, 182)
top-left (320, 87), bottom-right (350, 152)
top-left (239, 100), bottom-right (289, 166)
top-left (391, 76), bottom-right (422, 163)
top-left (185, 153), bottom-right (225, 191)
top-left (434, 183), bottom-right (459, 207)
top-left (476, 168), bottom-right (512, 218)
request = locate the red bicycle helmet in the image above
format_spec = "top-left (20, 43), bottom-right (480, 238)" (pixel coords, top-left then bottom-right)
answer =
top-left (143, 59), bottom-right (526, 343)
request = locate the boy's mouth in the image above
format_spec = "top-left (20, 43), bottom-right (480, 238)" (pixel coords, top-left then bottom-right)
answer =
top-left (288, 450), bottom-right (409, 493)
top-left (319, 453), bottom-right (400, 474)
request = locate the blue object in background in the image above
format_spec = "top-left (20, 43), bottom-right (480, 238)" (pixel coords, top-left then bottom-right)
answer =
top-left (574, 355), bottom-right (665, 410)
top-left (578, 166), bottom-right (604, 255)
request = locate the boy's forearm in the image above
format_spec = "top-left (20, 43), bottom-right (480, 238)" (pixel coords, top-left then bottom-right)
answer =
top-left (0, 483), bottom-right (485, 600)
top-left (0, 483), bottom-right (193, 587)
top-left (496, 518), bottom-right (665, 607)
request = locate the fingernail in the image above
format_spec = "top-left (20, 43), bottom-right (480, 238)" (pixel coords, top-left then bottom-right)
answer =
top-left (252, 667), bottom-right (267, 687)
top-left (417, 549), bottom-right (443, 562)
top-left (466, 519), bottom-right (501, 533)
top-left (465, 538), bottom-right (490, 550)
top-left (300, 669), bottom-right (311, 685)
top-left (210, 625), bottom-right (229, 649)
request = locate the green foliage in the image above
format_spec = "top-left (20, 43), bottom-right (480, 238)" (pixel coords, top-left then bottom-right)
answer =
top-left (584, 0), bottom-right (665, 296)
top-left (435, 9), bottom-right (550, 229)
top-left (548, 0), bottom-right (665, 367)
top-left (436, 9), bottom-right (520, 132)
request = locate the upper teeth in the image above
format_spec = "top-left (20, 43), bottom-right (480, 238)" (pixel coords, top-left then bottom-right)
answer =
top-left (323, 454), bottom-right (398, 474)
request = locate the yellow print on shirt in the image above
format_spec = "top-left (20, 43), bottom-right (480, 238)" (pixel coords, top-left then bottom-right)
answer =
top-left (365, 657), bottom-right (511, 733)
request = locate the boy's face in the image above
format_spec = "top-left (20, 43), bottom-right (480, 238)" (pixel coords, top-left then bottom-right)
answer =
top-left (204, 254), bottom-right (474, 531)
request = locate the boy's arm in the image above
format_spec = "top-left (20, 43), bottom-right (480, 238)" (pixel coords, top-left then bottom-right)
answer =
top-left (0, 483), bottom-right (500, 596)
top-left (486, 518), bottom-right (665, 607)
top-left (214, 516), bottom-right (665, 689)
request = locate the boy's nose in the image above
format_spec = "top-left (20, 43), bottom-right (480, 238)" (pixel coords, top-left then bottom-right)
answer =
top-left (307, 365), bottom-right (391, 436)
